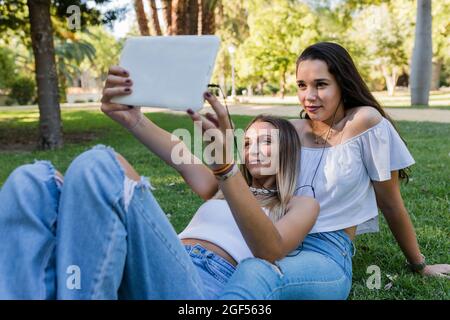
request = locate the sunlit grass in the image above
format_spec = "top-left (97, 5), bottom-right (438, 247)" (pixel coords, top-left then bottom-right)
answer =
top-left (0, 109), bottom-right (449, 300)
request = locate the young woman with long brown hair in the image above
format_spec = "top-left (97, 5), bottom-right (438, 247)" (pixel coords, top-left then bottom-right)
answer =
top-left (218, 42), bottom-right (450, 300)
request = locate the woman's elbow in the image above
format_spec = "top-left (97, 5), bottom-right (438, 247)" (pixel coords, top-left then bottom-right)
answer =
top-left (254, 251), bottom-right (284, 265)
top-left (379, 203), bottom-right (407, 218)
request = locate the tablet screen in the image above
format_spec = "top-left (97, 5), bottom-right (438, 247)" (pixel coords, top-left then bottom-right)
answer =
top-left (111, 35), bottom-right (221, 111)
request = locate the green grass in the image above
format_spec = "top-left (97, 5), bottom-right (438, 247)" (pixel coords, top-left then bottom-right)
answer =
top-left (0, 109), bottom-right (449, 300)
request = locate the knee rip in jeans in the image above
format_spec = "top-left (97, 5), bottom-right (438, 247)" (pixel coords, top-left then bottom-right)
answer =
top-left (123, 175), bottom-right (155, 212)
top-left (90, 145), bottom-right (156, 213)
top-left (32, 160), bottom-right (63, 190)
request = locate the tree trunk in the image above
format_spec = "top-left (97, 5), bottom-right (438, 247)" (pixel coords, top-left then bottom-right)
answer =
top-left (280, 68), bottom-right (286, 99)
top-left (381, 64), bottom-right (398, 96)
top-left (149, 0), bottom-right (162, 35)
top-left (171, 0), bottom-right (188, 35)
top-left (185, 0), bottom-right (199, 34)
top-left (161, 0), bottom-right (173, 35)
top-left (430, 59), bottom-right (442, 91)
top-left (200, 0), bottom-right (217, 35)
top-left (410, 0), bottom-right (432, 106)
top-left (27, 0), bottom-right (63, 150)
top-left (257, 80), bottom-right (265, 95)
top-left (134, 0), bottom-right (150, 36)
top-left (247, 84), bottom-right (253, 96)
top-left (58, 73), bottom-right (67, 103)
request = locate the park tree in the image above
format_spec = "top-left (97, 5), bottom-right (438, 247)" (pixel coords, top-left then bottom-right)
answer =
top-left (430, 0), bottom-right (449, 90)
top-left (0, 0), bottom-right (124, 149)
top-left (346, 1), bottom-right (413, 95)
top-left (150, 0), bottom-right (163, 35)
top-left (0, 47), bottom-right (15, 90)
top-left (410, 0), bottom-right (432, 106)
top-left (134, 0), bottom-right (220, 36)
top-left (134, 0), bottom-right (150, 35)
top-left (212, 0), bottom-right (249, 95)
top-left (78, 26), bottom-right (123, 82)
top-left (28, 0), bottom-right (62, 149)
top-left (54, 36), bottom-right (96, 102)
top-left (237, 0), bottom-right (319, 98)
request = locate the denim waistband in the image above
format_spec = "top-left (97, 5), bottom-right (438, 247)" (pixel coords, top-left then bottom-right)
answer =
top-left (301, 230), bottom-right (355, 278)
top-left (333, 229), bottom-right (357, 257)
top-left (184, 244), bottom-right (236, 274)
top-left (309, 230), bottom-right (355, 256)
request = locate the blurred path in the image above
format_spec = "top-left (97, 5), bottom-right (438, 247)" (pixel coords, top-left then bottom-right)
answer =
top-left (1, 103), bottom-right (450, 123)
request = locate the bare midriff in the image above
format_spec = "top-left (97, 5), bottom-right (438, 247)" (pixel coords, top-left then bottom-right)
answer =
top-left (344, 226), bottom-right (357, 241)
top-left (182, 226), bottom-right (356, 268)
top-left (181, 238), bottom-right (238, 267)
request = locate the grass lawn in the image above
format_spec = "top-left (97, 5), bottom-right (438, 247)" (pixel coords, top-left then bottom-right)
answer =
top-left (0, 109), bottom-right (449, 300)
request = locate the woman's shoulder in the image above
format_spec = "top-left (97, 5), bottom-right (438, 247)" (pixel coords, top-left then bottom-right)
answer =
top-left (344, 106), bottom-right (385, 138)
top-left (289, 118), bottom-right (308, 129)
top-left (289, 118), bottom-right (310, 137)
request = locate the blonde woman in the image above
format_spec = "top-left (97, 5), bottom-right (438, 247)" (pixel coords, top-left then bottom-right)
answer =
top-left (0, 66), bottom-right (318, 299)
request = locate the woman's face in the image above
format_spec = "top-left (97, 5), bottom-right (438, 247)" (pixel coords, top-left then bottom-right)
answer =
top-left (244, 121), bottom-right (278, 179)
top-left (296, 59), bottom-right (343, 122)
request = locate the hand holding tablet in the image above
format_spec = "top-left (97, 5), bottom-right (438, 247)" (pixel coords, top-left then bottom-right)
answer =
top-left (111, 35), bottom-right (221, 112)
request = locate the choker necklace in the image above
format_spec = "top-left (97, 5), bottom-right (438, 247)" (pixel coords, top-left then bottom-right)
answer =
top-left (249, 186), bottom-right (278, 196)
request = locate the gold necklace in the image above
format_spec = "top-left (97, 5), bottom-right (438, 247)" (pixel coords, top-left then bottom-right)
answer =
top-left (312, 125), bottom-right (334, 145)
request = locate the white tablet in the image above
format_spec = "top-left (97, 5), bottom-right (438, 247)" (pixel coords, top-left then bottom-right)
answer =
top-left (111, 35), bottom-right (220, 111)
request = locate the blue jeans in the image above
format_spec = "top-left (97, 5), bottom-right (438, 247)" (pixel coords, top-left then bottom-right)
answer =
top-left (219, 230), bottom-right (355, 300)
top-left (0, 144), bottom-right (235, 299)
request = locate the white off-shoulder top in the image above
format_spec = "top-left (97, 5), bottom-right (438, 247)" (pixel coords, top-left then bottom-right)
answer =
top-left (295, 118), bottom-right (415, 235)
top-left (178, 199), bottom-right (270, 263)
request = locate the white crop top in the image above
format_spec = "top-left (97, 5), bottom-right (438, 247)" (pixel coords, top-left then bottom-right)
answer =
top-left (178, 199), bottom-right (270, 263)
top-left (295, 118), bottom-right (415, 235)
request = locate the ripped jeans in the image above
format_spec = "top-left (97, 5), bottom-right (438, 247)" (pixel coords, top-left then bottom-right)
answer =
top-left (0, 145), bottom-right (235, 299)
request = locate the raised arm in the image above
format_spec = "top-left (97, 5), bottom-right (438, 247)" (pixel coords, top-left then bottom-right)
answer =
top-left (187, 93), bottom-right (319, 263)
top-left (100, 66), bottom-right (218, 200)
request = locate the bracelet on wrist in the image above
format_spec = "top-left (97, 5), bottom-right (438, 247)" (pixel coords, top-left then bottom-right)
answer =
top-left (128, 113), bottom-right (144, 131)
top-left (406, 254), bottom-right (427, 273)
top-left (215, 163), bottom-right (239, 181)
top-left (212, 162), bottom-right (234, 175)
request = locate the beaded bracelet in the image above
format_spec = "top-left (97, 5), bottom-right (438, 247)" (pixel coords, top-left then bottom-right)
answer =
top-left (215, 163), bottom-right (239, 181)
top-left (212, 162), bottom-right (234, 175)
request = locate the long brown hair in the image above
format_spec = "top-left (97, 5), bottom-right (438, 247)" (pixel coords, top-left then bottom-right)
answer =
top-left (296, 42), bottom-right (410, 181)
top-left (214, 115), bottom-right (301, 222)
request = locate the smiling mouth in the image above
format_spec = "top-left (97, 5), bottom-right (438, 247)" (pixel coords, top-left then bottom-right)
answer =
top-left (305, 105), bottom-right (322, 112)
top-left (248, 160), bottom-right (269, 165)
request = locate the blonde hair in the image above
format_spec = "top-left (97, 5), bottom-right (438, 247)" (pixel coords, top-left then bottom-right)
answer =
top-left (214, 115), bottom-right (301, 222)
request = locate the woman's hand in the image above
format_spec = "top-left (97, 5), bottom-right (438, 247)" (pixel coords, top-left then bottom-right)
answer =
top-left (100, 66), bottom-right (142, 131)
top-left (420, 264), bottom-right (450, 278)
top-left (186, 92), bottom-right (234, 170)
